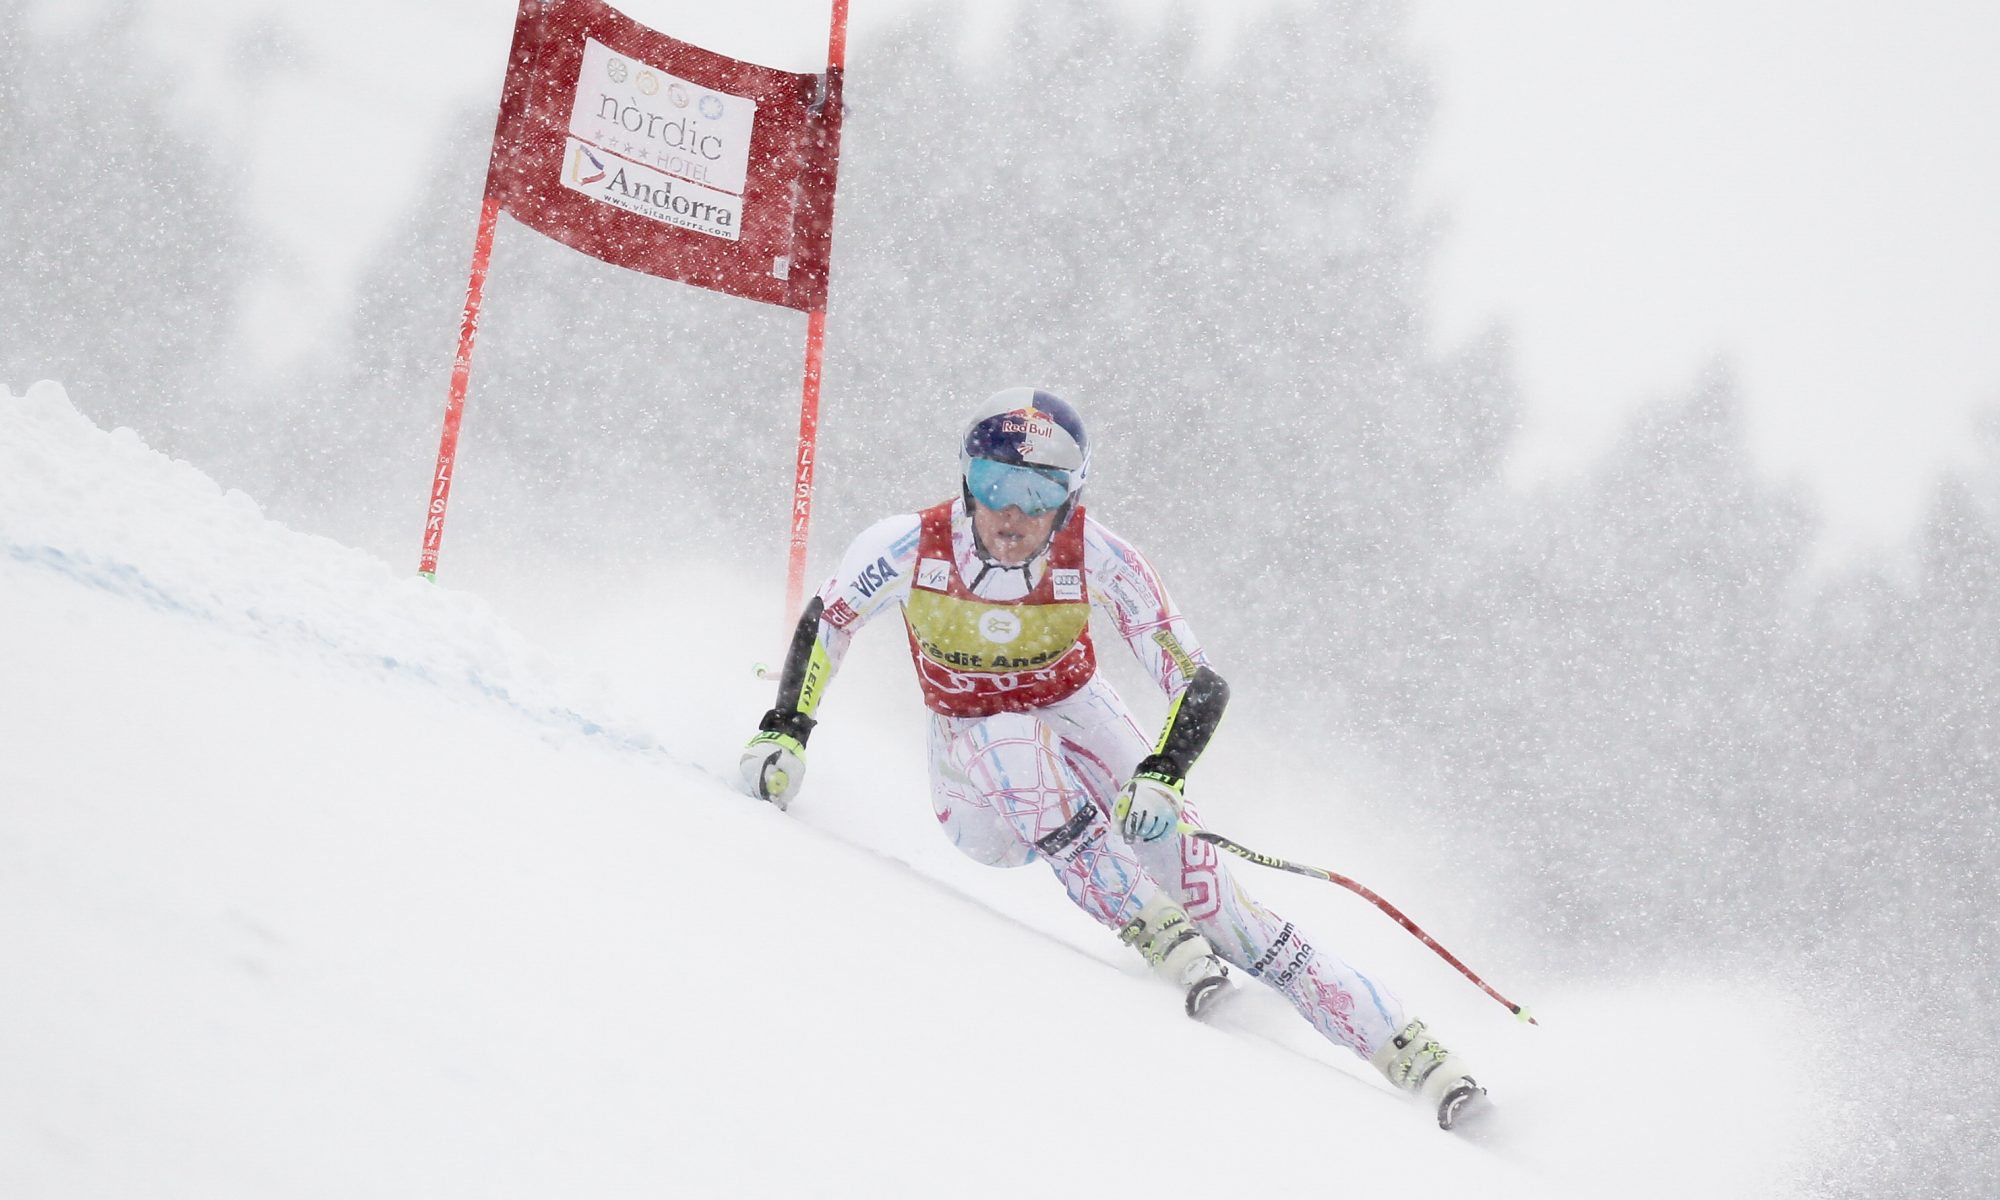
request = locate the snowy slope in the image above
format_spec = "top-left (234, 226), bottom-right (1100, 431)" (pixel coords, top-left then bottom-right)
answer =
top-left (1, 382), bottom-right (1831, 1198)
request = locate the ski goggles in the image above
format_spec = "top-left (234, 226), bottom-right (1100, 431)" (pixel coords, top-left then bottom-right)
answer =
top-left (965, 457), bottom-right (1072, 516)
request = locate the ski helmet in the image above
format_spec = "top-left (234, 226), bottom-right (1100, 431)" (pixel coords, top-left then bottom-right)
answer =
top-left (959, 387), bottom-right (1090, 527)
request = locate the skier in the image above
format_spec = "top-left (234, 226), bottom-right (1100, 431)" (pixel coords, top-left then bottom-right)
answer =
top-left (740, 387), bottom-right (1486, 1129)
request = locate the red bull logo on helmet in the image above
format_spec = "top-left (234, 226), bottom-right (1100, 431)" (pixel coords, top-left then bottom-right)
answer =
top-left (963, 388), bottom-right (1089, 475)
top-left (1000, 410), bottom-right (1059, 448)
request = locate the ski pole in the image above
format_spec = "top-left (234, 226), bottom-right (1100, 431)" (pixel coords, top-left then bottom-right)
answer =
top-left (1180, 824), bottom-right (1538, 1025)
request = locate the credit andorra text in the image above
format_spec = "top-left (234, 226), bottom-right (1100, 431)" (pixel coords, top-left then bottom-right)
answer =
top-left (921, 642), bottom-right (1068, 670)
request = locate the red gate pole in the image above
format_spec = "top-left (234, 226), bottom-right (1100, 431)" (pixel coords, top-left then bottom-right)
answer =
top-left (785, 307), bottom-right (829, 619)
top-left (419, 195), bottom-right (503, 580)
top-left (781, 0), bottom-right (850, 622)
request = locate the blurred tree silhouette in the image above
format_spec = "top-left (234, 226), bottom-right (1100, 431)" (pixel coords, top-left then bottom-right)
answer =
top-left (1426, 366), bottom-right (1819, 956)
top-left (0, 1), bottom-right (246, 444)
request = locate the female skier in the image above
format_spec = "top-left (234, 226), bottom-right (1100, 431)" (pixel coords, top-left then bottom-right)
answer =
top-left (741, 387), bottom-right (1486, 1129)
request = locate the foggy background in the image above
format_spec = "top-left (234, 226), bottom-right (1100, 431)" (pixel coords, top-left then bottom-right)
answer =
top-left (5, 1), bottom-right (1995, 1194)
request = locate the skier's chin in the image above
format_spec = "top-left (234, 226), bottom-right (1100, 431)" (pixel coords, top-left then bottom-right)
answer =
top-left (988, 536), bottom-right (1035, 564)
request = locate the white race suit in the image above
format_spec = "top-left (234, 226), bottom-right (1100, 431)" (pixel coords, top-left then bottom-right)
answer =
top-left (801, 497), bottom-right (1407, 1061)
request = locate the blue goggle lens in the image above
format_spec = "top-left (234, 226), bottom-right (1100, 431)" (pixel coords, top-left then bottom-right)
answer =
top-left (966, 457), bottom-right (1071, 516)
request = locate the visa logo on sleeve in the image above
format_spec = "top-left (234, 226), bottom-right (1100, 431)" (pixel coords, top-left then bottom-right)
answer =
top-left (855, 556), bottom-right (900, 598)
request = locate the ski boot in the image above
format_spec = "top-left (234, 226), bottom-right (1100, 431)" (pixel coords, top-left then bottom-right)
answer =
top-left (1121, 893), bottom-right (1232, 1019)
top-left (1371, 1019), bottom-right (1487, 1131)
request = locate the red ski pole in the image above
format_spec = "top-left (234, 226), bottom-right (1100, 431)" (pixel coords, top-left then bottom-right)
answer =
top-left (1183, 826), bottom-right (1538, 1025)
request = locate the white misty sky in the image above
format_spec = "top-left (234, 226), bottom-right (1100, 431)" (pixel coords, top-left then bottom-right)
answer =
top-left (49, 0), bottom-right (1998, 551)
top-left (1406, 0), bottom-right (2000, 552)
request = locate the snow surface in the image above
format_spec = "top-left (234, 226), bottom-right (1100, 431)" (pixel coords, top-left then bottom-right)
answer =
top-left (3, 381), bottom-right (1832, 1196)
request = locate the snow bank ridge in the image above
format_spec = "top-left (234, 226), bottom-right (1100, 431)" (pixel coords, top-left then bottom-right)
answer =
top-left (0, 380), bottom-right (657, 754)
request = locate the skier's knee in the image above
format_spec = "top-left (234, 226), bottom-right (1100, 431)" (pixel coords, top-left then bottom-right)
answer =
top-left (947, 814), bottom-right (1038, 868)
